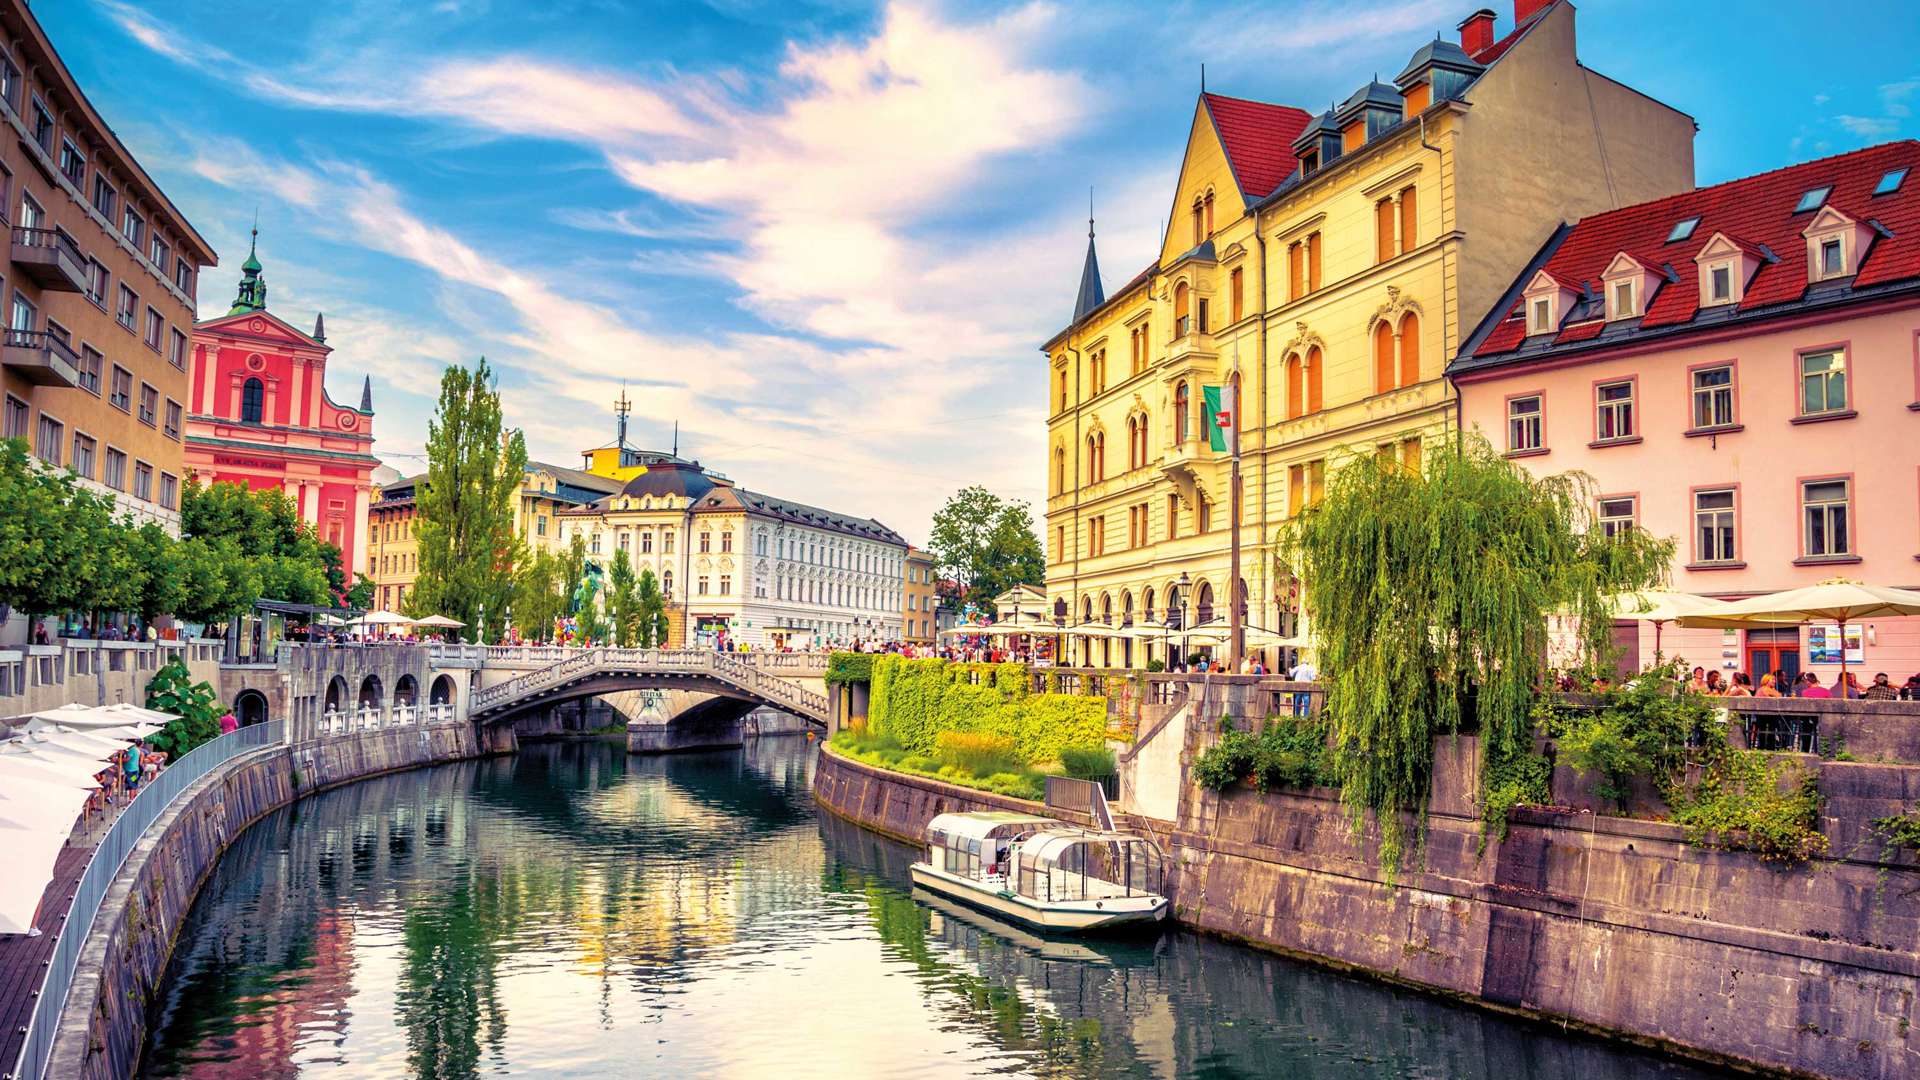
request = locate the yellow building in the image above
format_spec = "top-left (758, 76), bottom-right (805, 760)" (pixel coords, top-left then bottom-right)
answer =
top-left (1042, 0), bottom-right (1695, 667)
top-left (903, 547), bottom-right (937, 644)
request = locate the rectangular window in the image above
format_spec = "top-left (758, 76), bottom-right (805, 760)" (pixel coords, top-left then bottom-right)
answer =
top-left (85, 259), bottom-right (109, 307)
top-left (110, 366), bottom-right (132, 412)
top-left (1819, 238), bottom-right (1844, 277)
top-left (1307, 232), bottom-right (1321, 291)
top-left (168, 328), bottom-right (187, 369)
top-left (133, 461), bottom-right (153, 502)
top-left (1709, 264), bottom-right (1731, 302)
top-left (138, 384), bottom-right (158, 427)
top-left (2, 395), bottom-right (26, 440)
top-left (719, 575), bottom-right (731, 596)
top-left (30, 95), bottom-right (52, 152)
top-left (116, 285), bottom-right (137, 330)
top-left (149, 235), bottom-right (170, 271)
top-left (721, 532), bottom-right (733, 553)
top-left (1691, 365), bottom-right (1735, 428)
top-left (58, 138), bottom-right (85, 186)
top-left (1611, 280), bottom-right (1635, 319)
top-left (9, 290), bottom-right (36, 331)
top-left (1529, 297), bottom-right (1551, 334)
top-left (1594, 379), bottom-right (1634, 441)
top-left (174, 257), bottom-right (194, 297)
top-left (77, 346), bottom-right (103, 395)
top-left (535, 515), bottom-right (547, 536)
top-left (698, 576), bottom-right (710, 596)
top-left (1166, 492), bottom-right (1179, 540)
top-left (1287, 242), bottom-right (1304, 301)
top-left (101, 447), bottom-right (124, 488)
top-left (1693, 488), bottom-right (1737, 564)
top-left (1230, 267), bottom-right (1244, 322)
top-left (1507, 394), bottom-right (1543, 452)
top-left (0, 55), bottom-right (17, 111)
top-left (700, 531), bottom-right (711, 552)
top-left (1597, 495), bottom-right (1636, 538)
top-left (1196, 298), bottom-right (1209, 334)
top-left (640, 531), bottom-right (652, 553)
top-left (159, 472), bottom-right (178, 510)
top-left (1802, 479), bottom-right (1851, 558)
top-left (663, 532), bottom-right (674, 554)
top-left (1798, 349), bottom-right (1847, 415)
top-left (92, 175), bottom-right (116, 219)
top-left (121, 208), bottom-right (144, 248)
top-left (35, 414), bottom-right (62, 466)
top-left (144, 307), bottom-right (163, 351)
top-left (70, 433), bottom-right (95, 479)
top-left (1375, 197), bottom-right (1396, 263)
top-left (1399, 185), bottom-right (1418, 253)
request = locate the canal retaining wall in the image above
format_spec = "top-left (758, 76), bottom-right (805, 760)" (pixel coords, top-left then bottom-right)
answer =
top-left (48, 722), bottom-right (484, 1080)
top-left (813, 742), bottom-right (1920, 1080)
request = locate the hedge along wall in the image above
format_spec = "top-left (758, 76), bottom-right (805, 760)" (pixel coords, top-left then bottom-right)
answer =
top-left (867, 656), bottom-right (1106, 764)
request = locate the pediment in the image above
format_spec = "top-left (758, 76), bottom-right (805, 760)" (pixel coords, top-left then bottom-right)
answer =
top-left (1603, 251), bottom-right (1653, 278)
top-left (196, 308), bottom-right (326, 351)
top-left (1524, 269), bottom-right (1574, 295)
top-left (1802, 204), bottom-right (1857, 236)
top-left (1694, 232), bottom-right (1745, 261)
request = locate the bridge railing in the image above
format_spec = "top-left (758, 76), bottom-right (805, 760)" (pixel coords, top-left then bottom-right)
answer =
top-left (469, 648), bottom-right (829, 721)
top-left (11, 719), bottom-right (285, 1080)
top-left (317, 703), bottom-right (458, 736)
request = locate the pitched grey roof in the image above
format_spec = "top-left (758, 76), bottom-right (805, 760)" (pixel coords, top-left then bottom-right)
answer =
top-left (1071, 226), bottom-right (1105, 324)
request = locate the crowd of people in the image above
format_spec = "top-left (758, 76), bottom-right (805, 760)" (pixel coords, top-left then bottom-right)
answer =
top-left (1557, 666), bottom-right (1920, 700)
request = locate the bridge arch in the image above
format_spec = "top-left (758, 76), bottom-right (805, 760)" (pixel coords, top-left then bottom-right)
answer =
top-left (394, 673), bottom-right (419, 706)
top-left (358, 674), bottom-right (384, 710)
top-left (469, 648), bottom-right (828, 731)
top-left (430, 674), bottom-right (457, 706)
top-left (324, 675), bottom-right (349, 714)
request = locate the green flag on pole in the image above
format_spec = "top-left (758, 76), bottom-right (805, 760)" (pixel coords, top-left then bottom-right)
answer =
top-left (1203, 384), bottom-right (1231, 452)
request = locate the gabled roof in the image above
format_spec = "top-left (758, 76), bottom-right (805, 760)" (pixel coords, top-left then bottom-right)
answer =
top-left (194, 305), bottom-right (327, 351)
top-left (1457, 140), bottom-right (1920, 370)
top-left (1201, 93), bottom-right (1312, 200)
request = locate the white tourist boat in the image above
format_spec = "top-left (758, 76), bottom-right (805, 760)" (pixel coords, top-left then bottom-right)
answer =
top-left (909, 811), bottom-right (1170, 933)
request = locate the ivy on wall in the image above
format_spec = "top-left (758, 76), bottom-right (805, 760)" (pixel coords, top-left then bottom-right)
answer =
top-left (866, 655), bottom-right (1105, 765)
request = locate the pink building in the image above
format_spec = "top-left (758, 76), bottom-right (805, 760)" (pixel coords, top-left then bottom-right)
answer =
top-left (1452, 141), bottom-right (1920, 687)
top-left (184, 232), bottom-right (378, 582)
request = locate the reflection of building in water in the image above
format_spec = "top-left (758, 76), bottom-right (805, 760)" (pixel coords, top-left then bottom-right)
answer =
top-left (205, 912), bottom-right (356, 1080)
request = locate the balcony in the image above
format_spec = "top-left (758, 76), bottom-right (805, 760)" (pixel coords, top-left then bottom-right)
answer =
top-left (2, 328), bottom-right (82, 387)
top-left (11, 227), bottom-right (87, 292)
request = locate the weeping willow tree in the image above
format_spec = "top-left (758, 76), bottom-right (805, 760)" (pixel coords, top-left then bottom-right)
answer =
top-left (1283, 434), bottom-right (1673, 876)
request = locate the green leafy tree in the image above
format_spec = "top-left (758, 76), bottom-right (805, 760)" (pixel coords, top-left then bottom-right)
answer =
top-left (144, 658), bottom-right (225, 760)
top-left (509, 547), bottom-right (565, 643)
top-left (0, 440), bottom-right (119, 627)
top-left (1285, 435), bottom-right (1673, 876)
top-left (605, 556), bottom-right (639, 647)
top-left (346, 572), bottom-right (376, 610)
top-left (928, 486), bottom-right (1045, 610)
top-left (178, 479), bottom-right (339, 618)
top-left (409, 357), bottom-right (528, 642)
top-left (133, 523), bottom-right (186, 626)
top-left (634, 568), bottom-right (669, 647)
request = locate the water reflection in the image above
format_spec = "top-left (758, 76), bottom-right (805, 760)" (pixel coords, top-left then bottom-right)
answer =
top-left (142, 738), bottom-right (1719, 1079)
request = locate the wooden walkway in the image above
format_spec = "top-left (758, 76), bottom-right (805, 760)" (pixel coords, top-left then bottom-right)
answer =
top-left (0, 838), bottom-right (94, 1078)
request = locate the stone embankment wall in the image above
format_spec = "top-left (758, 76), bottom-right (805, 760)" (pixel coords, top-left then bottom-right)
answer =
top-left (814, 736), bottom-right (1920, 1080)
top-left (49, 723), bottom-right (484, 1080)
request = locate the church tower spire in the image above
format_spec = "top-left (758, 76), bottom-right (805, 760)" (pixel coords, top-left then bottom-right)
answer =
top-left (1071, 201), bottom-right (1105, 324)
top-left (228, 225), bottom-right (268, 315)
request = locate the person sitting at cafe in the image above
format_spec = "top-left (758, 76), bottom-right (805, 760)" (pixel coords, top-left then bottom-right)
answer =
top-left (1864, 672), bottom-right (1900, 701)
top-left (1725, 672), bottom-right (1754, 697)
top-left (1756, 673), bottom-right (1783, 698)
top-left (1902, 674), bottom-right (1920, 701)
top-left (1798, 672), bottom-right (1831, 699)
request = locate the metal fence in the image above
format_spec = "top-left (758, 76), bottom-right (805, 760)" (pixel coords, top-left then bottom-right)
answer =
top-left (10, 719), bottom-right (286, 1080)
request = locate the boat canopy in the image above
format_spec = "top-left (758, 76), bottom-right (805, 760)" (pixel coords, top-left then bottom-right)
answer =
top-left (1015, 829), bottom-right (1166, 903)
top-left (926, 812), bottom-right (1054, 847)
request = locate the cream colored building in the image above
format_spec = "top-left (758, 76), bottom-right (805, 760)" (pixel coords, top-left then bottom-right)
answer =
top-left (1043, 0), bottom-right (1695, 667)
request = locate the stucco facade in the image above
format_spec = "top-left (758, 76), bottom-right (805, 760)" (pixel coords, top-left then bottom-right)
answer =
top-left (185, 242), bottom-right (378, 579)
top-left (1043, 0), bottom-right (1694, 668)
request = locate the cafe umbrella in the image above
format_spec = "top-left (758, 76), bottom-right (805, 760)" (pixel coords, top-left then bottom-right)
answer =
top-left (1680, 580), bottom-right (1920, 691)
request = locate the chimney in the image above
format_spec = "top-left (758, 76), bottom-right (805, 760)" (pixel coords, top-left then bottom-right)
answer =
top-left (1458, 8), bottom-right (1496, 55)
top-left (1515, 0), bottom-right (1551, 24)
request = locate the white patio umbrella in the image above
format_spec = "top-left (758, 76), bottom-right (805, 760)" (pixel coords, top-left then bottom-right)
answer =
top-left (0, 776), bottom-right (93, 830)
top-left (1604, 589), bottom-right (1780, 656)
top-left (1682, 580), bottom-right (1920, 689)
top-left (412, 614), bottom-right (466, 629)
top-left (99, 702), bottom-right (182, 725)
top-left (358, 610), bottom-right (413, 625)
top-left (0, 824), bottom-right (72, 934)
top-left (0, 755), bottom-right (104, 790)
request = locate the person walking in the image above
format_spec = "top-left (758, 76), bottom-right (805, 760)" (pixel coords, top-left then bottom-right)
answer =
top-left (219, 710), bottom-right (240, 736)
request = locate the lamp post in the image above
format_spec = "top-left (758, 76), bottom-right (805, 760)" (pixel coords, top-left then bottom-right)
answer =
top-left (1175, 570), bottom-right (1191, 670)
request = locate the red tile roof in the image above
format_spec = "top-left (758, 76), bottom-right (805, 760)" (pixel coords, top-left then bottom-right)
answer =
top-left (1470, 140), bottom-right (1920, 360)
top-left (1202, 93), bottom-right (1312, 200)
top-left (1470, 1), bottom-right (1552, 65)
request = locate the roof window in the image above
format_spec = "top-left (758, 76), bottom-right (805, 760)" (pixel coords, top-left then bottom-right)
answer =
top-left (1666, 216), bottom-right (1700, 243)
top-left (1874, 167), bottom-right (1908, 196)
top-left (1793, 186), bottom-right (1832, 214)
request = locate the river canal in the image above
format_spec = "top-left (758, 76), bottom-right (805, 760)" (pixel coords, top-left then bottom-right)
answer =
top-left (140, 738), bottom-right (1720, 1079)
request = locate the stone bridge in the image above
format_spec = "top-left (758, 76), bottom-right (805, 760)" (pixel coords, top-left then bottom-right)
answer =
top-left (439, 646), bottom-right (833, 753)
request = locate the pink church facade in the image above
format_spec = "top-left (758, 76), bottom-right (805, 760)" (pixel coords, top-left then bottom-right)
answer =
top-left (1452, 141), bottom-right (1920, 688)
top-left (183, 236), bottom-right (378, 583)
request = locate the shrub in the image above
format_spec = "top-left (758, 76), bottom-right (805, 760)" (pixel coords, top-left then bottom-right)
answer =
top-left (1192, 715), bottom-right (1333, 794)
top-left (865, 655), bottom-right (1106, 765)
top-left (983, 771), bottom-right (1047, 801)
top-left (936, 731), bottom-right (1025, 777)
top-left (144, 659), bottom-right (224, 760)
top-left (825, 652), bottom-right (874, 686)
top-left (1549, 663), bottom-right (1716, 810)
top-left (1668, 751), bottom-right (1826, 862)
top-left (1059, 745), bottom-right (1116, 782)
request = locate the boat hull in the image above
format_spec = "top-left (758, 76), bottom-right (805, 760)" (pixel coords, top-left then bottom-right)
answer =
top-left (908, 863), bottom-right (1168, 934)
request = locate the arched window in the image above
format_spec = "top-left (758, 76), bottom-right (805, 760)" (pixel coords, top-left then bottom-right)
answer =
top-left (1095, 432), bottom-right (1105, 479)
top-left (1054, 446), bottom-right (1066, 492)
top-left (1174, 282), bottom-right (1191, 336)
top-left (1399, 311), bottom-right (1421, 386)
top-left (662, 570), bottom-right (674, 597)
top-left (1143, 587), bottom-right (1156, 623)
top-left (1057, 368), bottom-right (1069, 412)
top-left (1191, 199), bottom-right (1204, 245)
top-left (1195, 581), bottom-right (1216, 625)
top-left (1306, 346), bottom-right (1324, 413)
top-left (1122, 591), bottom-right (1134, 625)
top-left (1204, 192), bottom-right (1215, 236)
top-left (1081, 596), bottom-right (1093, 623)
top-left (1137, 413), bottom-right (1149, 465)
top-left (1124, 417), bottom-right (1137, 470)
top-left (240, 377), bottom-right (264, 423)
top-left (1054, 597), bottom-right (1069, 622)
top-left (1285, 354), bottom-right (1304, 419)
top-left (1373, 320), bottom-right (1396, 393)
top-left (1175, 382), bottom-right (1191, 443)
top-left (1101, 593), bottom-right (1113, 625)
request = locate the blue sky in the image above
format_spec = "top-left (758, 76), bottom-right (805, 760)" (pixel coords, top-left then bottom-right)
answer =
top-left (46, 0), bottom-right (1920, 544)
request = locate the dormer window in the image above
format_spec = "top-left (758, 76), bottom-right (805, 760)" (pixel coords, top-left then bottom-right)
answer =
top-left (1667, 216), bottom-right (1700, 243)
top-left (1707, 263), bottom-right (1732, 303)
top-left (1802, 205), bottom-right (1871, 282)
top-left (1794, 186), bottom-right (1831, 214)
top-left (1529, 297), bottom-right (1552, 334)
top-left (1874, 168), bottom-right (1908, 196)
top-left (1611, 280), bottom-right (1637, 320)
top-left (1521, 269), bottom-right (1577, 337)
